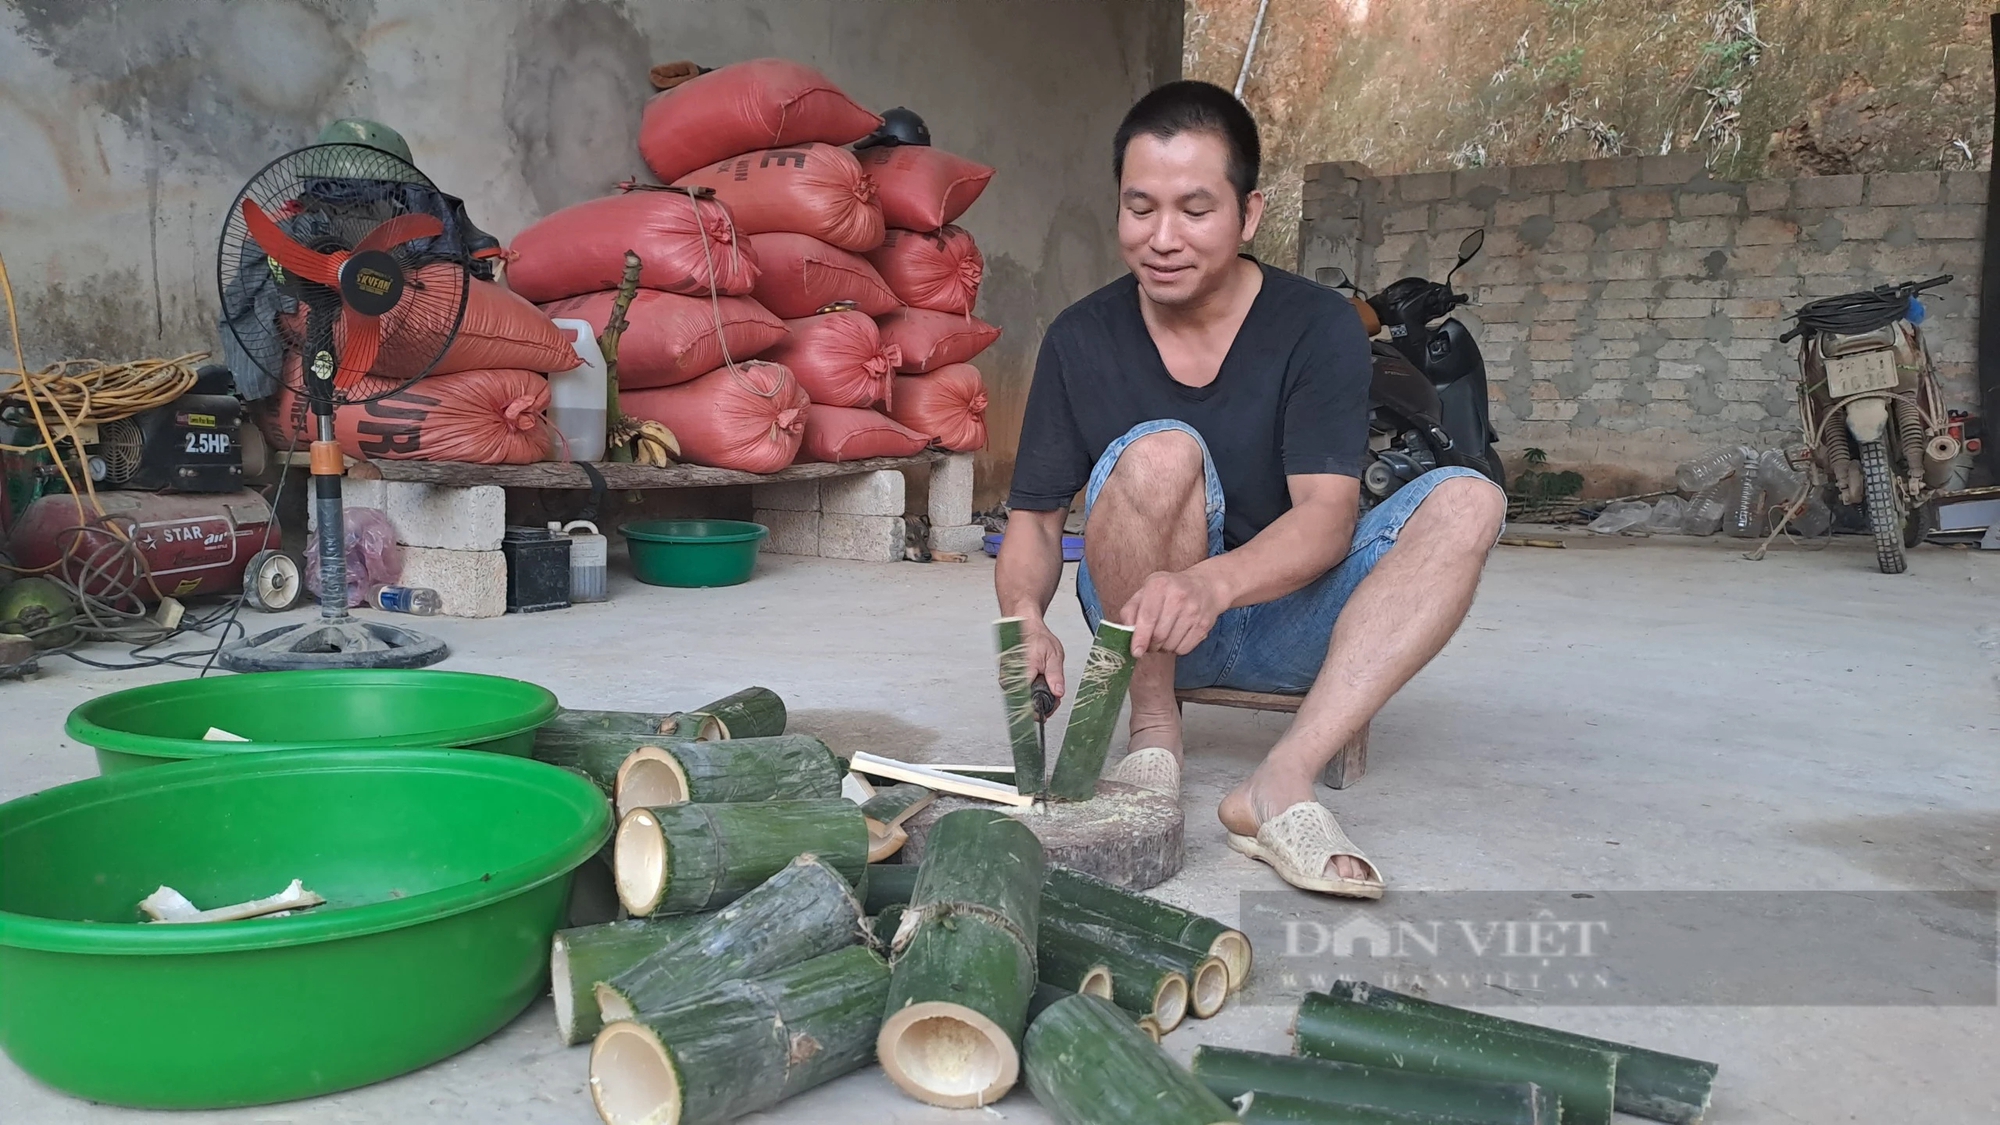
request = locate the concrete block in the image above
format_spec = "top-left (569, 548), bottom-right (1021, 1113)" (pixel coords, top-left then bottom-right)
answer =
top-left (752, 480), bottom-right (821, 512)
top-left (1494, 196), bottom-right (1550, 225)
top-left (1745, 181), bottom-right (1791, 212)
top-left (1640, 154), bottom-right (1705, 185)
top-left (818, 514), bottom-right (904, 562)
top-left (1913, 208), bottom-right (1982, 241)
top-left (1552, 190), bottom-right (1611, 222)
top-left (928, 453), bottom-right (975, 528)
top-left (1381, 204), bottom-right (1431, 234)
top-left (930, 524), bottom-right (987, 555)
top-left (1581, 157), bottom-right (1639, 189)
top-left (381, 482), bottom-right (504, 552)
top-left (1866, 172), bottom-right (1940, 207)
top-left (1677, 191), bottom-right (1743, 217)
top-left (1617, 189), bottom-right (1674, 220)
top-left (1667, 218), bottom-right (1732, 248)
top-left (398, 547), bottom-right (506, 619)
top-left (756, 509), bottom-right (819, 556)
top-left (1433, 201), bottom-right (1485, 230)
top-left (1793, 174), bottom-right (1865, 208)
top-left (1452, 166), bottom-right (1511, 197)
top-left (1944, 170), bottom-right (1989, 205)
top-left (1511, 163), bottom-right (1572, 195)
top-left (1396, 171), bottom-right (1452, 201)
top-left (822, 470), bottom-right (905, 516)
top-left (1607, 222), bottom-right (1667, 251)
top-left (1736, 216), bottom-right (1800, 245)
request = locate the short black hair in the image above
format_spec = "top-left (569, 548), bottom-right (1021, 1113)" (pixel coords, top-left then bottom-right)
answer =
top-left (1112, 80), bottom-right (1261, 215)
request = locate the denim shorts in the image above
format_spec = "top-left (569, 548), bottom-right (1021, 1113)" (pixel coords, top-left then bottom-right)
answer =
top-left (1076, 419), bottom-right (1501, 694)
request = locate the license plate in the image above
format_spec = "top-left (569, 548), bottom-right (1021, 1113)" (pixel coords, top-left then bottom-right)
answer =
top-left (1824, 349), bottom-right (1899, 398)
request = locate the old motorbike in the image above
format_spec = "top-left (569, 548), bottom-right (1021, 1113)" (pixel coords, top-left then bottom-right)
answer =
top-left (1780, 276), bottom-right (1957, 574)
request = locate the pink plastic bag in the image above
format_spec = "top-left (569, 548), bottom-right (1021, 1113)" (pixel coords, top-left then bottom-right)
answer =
top-left (304, 507), bottom-right (403, 607)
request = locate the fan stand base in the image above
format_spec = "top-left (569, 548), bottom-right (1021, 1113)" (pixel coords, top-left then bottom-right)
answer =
top-left (219, 615), bottom-right (449, 671)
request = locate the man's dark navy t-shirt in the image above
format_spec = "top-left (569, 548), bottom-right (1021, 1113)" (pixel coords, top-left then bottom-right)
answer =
top-left (1006, 261), bottom-right (1373, 550)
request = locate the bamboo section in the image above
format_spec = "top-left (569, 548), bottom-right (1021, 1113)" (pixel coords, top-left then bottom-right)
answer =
top-left (861, 785), bottom-right (935, 863)
top-left (613, 799), bottom-right (866, 917)
top-left (681, 686), bottom-right (787, 740)
top-left (1045, 621), bottom-right (1137, 800)
top-left (595, 856), bottom-right (866, 1023)
top-left (994, 617), bottom-right (1045, 796)
top-left (1234, 1090), bottom-right (1477, 1124)
top-left (1192, 1046), bottom-right (1555, 1125)
top-left (1023, 993), bottom-right (1237, 1125)
top-left (553, 915), bottom-right (710, 1046)
top-left (590, 945), bottom-right (889, 1125)
top-left (612, 734), bottom-right (844, 817)
top-left (1295, 993), bottom-right (1616, 1125)
top-left (871, 902), bottom-right (906, 949)
top-left (1038, 911), bottom-right (1199, 1032)
top-left (878, 809), bottom-right (1045, 1108)
top-left (534, 708), bottom-right (681, 794)
top-left (1044, 865), bottom-right (1251, 991)
top-left (1322, 982), bottom-right (1715, 1125)
top-left (1041, 898), bottom-right (1230, 1017)
top-left (860, 863), bottom-right (920, 915)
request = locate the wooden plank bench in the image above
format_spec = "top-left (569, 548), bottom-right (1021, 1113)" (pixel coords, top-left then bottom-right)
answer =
top-left (346, 450), bottom-right (947, 488)
top-left (1175, 687), bottom-right (1369, 789)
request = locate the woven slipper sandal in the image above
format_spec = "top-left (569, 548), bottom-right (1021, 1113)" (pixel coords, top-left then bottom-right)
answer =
top-left (1107, 746), bottom-right (1180, 797)
top-left (1226, 801), bottom-right (1384, 899)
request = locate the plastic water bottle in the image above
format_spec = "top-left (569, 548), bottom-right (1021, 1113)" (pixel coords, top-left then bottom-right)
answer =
top-left (1676, 444), bottom-right (1754, 493)
top-left (1726, 448), bottom-right (1762, 537)
top-left (546, 318), bottom-right (608, 462)
top-left (369, 584), bottom-right (441, 615)
top-left (554, 520), bottom-right (608, 603)
top-left (1681, 480), bottom-right (1731, 535)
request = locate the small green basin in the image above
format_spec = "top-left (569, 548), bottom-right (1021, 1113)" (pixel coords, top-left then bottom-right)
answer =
top-left (65, 669), bottom-right (560, 774)
top-left (621, 518), bottom-right (768, 587)
top-left (0, 748), bottom-right (611, 1108)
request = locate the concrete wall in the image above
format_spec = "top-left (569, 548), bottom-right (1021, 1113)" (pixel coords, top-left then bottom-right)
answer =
top-left (1300, 156), bottom-right (1986, 493)
top-left (0, 0), bottom-right (1182, 507)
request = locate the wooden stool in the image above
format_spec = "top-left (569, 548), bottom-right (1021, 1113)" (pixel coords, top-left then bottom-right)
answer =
top-left (1175, 687), bottom-right (1370, 789)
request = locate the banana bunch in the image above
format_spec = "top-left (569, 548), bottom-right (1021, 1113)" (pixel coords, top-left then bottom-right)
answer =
top-left (631, 419), bottom-right (681, 467)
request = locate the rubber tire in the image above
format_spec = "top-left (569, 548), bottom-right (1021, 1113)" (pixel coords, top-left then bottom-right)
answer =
top-left (243, 549), bottom-right (303, 612)
top-left (1857, 439), bottom-right (1906, 574)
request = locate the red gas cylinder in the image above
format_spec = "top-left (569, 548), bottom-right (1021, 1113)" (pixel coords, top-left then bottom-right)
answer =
top-left (6, 490), bottom-right (279, 605)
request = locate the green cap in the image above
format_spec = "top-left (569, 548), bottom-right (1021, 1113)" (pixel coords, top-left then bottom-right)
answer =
top-left (316, 118), bottom-right (414, 164)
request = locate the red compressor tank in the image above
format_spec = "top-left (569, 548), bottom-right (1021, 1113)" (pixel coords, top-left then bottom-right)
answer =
top-left (6, 490), bottom-right (279, 605)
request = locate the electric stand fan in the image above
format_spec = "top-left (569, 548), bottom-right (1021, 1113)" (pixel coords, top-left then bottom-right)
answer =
top-left (215, 143), bottom-right (471, 670)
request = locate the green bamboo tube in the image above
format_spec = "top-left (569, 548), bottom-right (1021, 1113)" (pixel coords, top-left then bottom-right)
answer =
top-left (1024, 993), bottom-right (1237, 1125)
top-left (1235, 1090), bottom-right (1480, 1124)
top-left (878, 808), bottom-right (1044, 1108)
top-left (1041, 897), bottom-right (1231, 1017)
top-left (553, 915), bottom-right (710, 1045)
top-left (613, 799), bottom-right (866, 917)
top-left (591, 944), bottom-right (888, 1125)
top-left (1323, 982), bottom-right (1715, 1125)
top-left (871, 902), bottom-right (906, 948)
top-left (596, 855), bottom-right (865, 1023)
top-left (1038, 911), bottom-right (1203, 1032)
top-left (534, 708), bottom-right (680, 794)
top-left (861, 784), bottom-right (935, 862)
top-left (1193, 1046), bottom-right (1555, 1125)
top-left (681, 686), bottom-right (787, 740)
top-left (862, 863), bottom-right (920, 914)
top-left (994, 617), bottom-right (1045, 796)
top-left (1044, 864), bottom-right (1252, 991)
top-left (1029, 981), bottom-right (1150, 1038)
top-left (1045, 621), bottom-right (1137, 800)
top-left (1295, 993), bottom-right (1615, 1125)
top-left (613, 734), bottom-right (845, 817)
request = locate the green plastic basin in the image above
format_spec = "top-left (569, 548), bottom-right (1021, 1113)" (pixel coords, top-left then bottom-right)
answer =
top-left (0, 748), bottom-right (610, 1108)
top-left (65, 669), bottom-right (561, 774)
top-left (621, 518), bottom-right (768, 587)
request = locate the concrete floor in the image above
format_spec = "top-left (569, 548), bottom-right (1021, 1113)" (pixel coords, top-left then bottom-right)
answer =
top-left (4, 532), bottom-right (1997, 1123)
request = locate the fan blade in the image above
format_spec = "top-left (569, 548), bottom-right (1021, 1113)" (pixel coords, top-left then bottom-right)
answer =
top-left (355, 212), bottom-right (445, 253)
top-left (332, 310), bottom-right (382, 391)
top-left (241, 200), bottom-right (344, 286)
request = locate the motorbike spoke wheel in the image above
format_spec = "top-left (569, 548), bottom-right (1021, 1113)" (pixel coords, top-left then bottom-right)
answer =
top-left (1857, 439), bottom-right (1906, 574)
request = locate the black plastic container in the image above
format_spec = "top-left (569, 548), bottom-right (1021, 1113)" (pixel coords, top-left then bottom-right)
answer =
top-left (501, 525), bottom-right (571, 613)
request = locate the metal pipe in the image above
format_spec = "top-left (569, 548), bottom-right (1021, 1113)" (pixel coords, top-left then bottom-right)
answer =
top-left (1234, 0), bottom-right (1272, 99)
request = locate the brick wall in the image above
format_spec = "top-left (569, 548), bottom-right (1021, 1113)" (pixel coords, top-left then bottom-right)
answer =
top-left (1298, 156), bottom-right (1986, 493)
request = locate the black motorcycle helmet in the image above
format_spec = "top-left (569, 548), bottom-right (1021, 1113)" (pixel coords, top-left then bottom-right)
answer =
top-left (856, 107), bottom-right (932, 150)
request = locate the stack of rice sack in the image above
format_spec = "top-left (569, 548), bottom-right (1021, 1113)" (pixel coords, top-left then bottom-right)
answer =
top-left (260, 272), bottom-right (583, 464)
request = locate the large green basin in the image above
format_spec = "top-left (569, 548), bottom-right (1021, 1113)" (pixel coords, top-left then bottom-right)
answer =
top-left (0, 748), bottom-right (611, 1108)
top-left (65, 669), bottom-right (561, 774)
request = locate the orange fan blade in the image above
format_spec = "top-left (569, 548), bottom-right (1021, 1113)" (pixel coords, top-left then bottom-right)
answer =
top-left (332, 310), bottom-right (382, 391)
top-left (240, 200), bottom-right (344, 286)
top-left (354, 212), bottom-right (445, 254)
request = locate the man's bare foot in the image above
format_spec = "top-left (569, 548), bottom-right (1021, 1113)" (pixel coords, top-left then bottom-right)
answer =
top-left (1218, 767), bottom-right (1372, 882)
top-left (1123, 717), bottom-right (1184, 761)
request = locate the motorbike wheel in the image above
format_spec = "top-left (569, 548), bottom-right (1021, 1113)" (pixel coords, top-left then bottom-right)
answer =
top-left (1857, 439), bottom-right (1906, 574)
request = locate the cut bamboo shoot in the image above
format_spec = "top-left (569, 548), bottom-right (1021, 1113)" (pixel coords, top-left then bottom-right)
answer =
top-left (1044, 864), bottom-right (1251, 991)
top-left (1235, 1090), bottom-right (1477, 1124)
top-left (848, 751), bottom-right (1032, 807)
top-left (861, 863), bottom-right (920, 914)
top-left (1038, 911), bottom-right (1202, 1031)
top-left (878, 808), bottom-right (1044, 1108)
top-left (1322, 981), bottom-right (1716, 1125)
top-left (1045, 621), bottom-right (1137, 800)
top-left (596, 855), bottom-right (866, 1023)
top-left (613, 799), bottom-right (866, 917)
top-left (590, 944), bottom-right (888, 1125)
top-left (535, 708), bottom-right (681, 794)
top-left (553, 915), bottom-right (710, 1045)
top-left (1024, 993), bottom-right (1236, 1125)
top-left (1042, 898), bottom-right (1230, 1018)
top-left (1192, 1046), bottom-right (1555, 1125)
top-left (994, 617), bottom-right (1045, 796)
top-left (1135, 1015), bottom-right (1165, 1043)
top-left (612, 734), bottom-right (845, 817)
top-left (1295, 993), bottom-right (1615, 1125)
top-left (861, 785), bottom-right (935, 862)
top-left (682, 686), bottom-right (787, 740)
